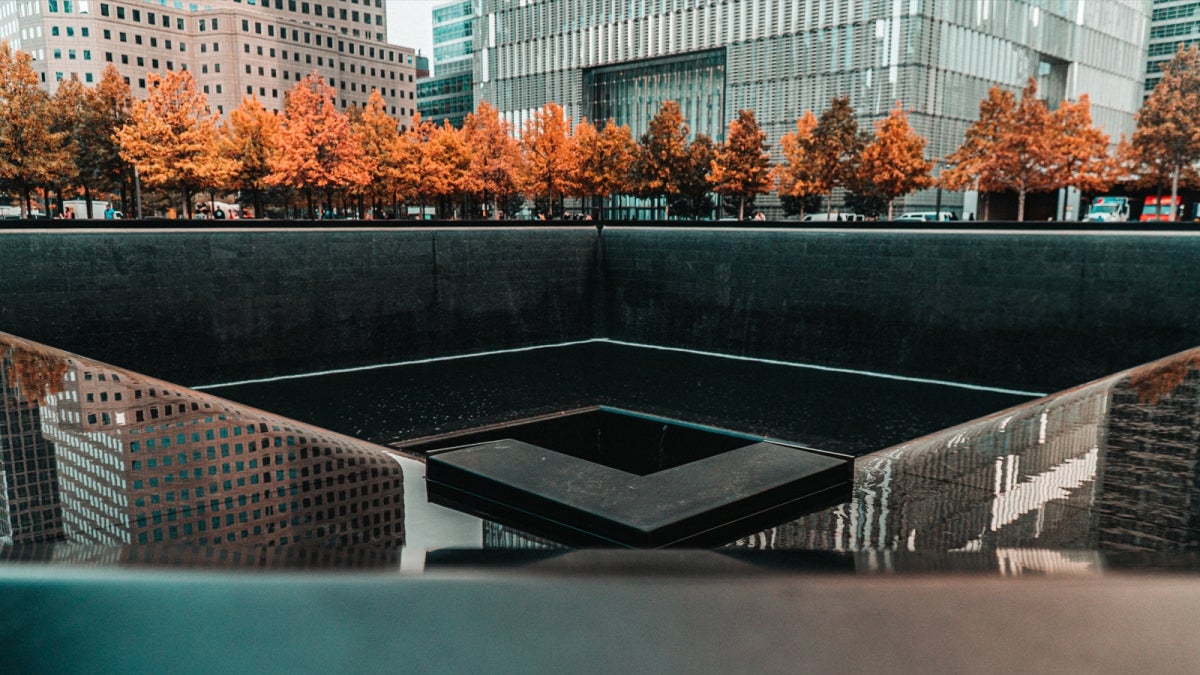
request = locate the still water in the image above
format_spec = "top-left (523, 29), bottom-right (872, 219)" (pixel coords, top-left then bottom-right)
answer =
top-left (201, 340), bottom-right (1036, 457)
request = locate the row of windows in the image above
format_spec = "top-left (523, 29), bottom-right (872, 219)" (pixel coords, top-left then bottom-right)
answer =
top-left (1152, 2), bottom-right (1200, 22)
top-left (1151, 19), bottom-right (1200, 38)
top-left (48, 25), bottom-right (89, 37)
top-left (239, 19), bottom-right (395, 61)
top-left (92, 2), bottom-right (386, 42)
top-left (234, 0), bottom-right (381, 24)
top-left (101, 28), bottom-right (185, 52)
top-left (239, 42), bottom-right (411, 82)
top-left (99, 3), bottom-right (185, 31)
top-left (51, 49), bottom-right (91, 60)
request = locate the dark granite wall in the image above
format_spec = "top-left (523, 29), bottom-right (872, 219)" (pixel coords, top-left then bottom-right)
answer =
top-left (601, 228), bottom-right (1200, 392)
top-left (0, 228), bottom-right (599, 384)
top-left (3, 226), bottom-right (1199, 393)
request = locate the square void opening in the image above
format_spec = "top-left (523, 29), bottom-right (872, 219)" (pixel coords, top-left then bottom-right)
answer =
top-left (417, 406), bottom-right (853, 548)
top-left (399, 406), bottom-right (752, 475)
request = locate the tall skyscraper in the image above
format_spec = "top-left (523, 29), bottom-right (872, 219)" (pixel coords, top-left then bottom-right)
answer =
top-left (417, 0), bottom-right (475, 127)
top-left (2, 0), bottom-right (419, 124)
top-left (1147, 0), bottom-right (1200, 93)
top-left (475, 0), bottom-right (1150, 217)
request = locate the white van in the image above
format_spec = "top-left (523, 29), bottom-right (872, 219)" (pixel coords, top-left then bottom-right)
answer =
top-left (802, 212), bottom-right (865, 222)
top-left (895, 211), bottom-right (958, 222)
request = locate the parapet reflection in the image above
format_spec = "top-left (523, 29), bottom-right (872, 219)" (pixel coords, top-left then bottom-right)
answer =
top-left (0, 333), bottom-right (404, 549)
top-left (729, 345), bottom-right (1200, 572)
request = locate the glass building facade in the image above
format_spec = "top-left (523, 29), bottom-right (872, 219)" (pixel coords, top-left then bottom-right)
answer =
top-left (418, 0), bottom-right (477, 127)
top-left (1147, 0), bottom-right (1200, 93)
top-left (583, 48), bottom-right (726, 141)
top-left (476, 0), bottom-right (1150, 217)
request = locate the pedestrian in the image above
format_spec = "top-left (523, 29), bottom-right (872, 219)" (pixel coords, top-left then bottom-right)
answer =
top-left (103, 205), bottom-right (114, 219)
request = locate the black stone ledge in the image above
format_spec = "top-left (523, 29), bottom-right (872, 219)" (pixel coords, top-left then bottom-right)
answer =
top-left (426, 439), bottom-right (852, 548)
top-left (7, 218), bottom-right (1200, 231)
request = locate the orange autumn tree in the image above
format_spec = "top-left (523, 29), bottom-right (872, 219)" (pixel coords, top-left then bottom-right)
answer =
top-left (219, 95), bottom-right (281, 218)
top-left (61, 66), bottom-right (134, 217)
top-left (51, 76), bottom-right (88, 210)
top-left (393, 114), bottom-right (438, 217)
top-left (672, 133), bottom-right (717, 219)
top-left (944, 80), bottom-right (1069, 221)
top-left (709, 109), bottom-right (772, 220)
top-left (774, 111), bottom-right (825, 219)
top-left (0, 41), bottom-right (73, 216)
top-left (635, 100), bottom-right (691, 220)
top-left (462, 101), bottom-right (524, 219)
top-left (522, 102), bottom-right (578, 219)
top-left (90, 66), bottom-right (135, 211)
top-left (352, 89), bottom-right (402, 217)
top-left (812, 97), bottom-right (866, 211)
top-left (269, 73), bottom-right (371, 218)
top-left (855, 103), bottom-right (934, 219)
top-left (427, 121), bottom-right (472, 218)
top-left (941, 86), bottom-right (1014, 219)
top-left (1130, 45), bottom-right (1200, 220)
top-left (116, 69), bottom-right (221, 218)
top-left (1047, 95), bottom-right (1114, 199)
top-left (573, 117), bottom-right (638, 219)
top-left (3, 339), bottom-right (67, 406)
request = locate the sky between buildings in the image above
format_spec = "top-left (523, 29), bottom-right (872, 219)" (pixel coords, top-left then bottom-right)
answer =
top-left (385, 0), bottom-right (437, 59)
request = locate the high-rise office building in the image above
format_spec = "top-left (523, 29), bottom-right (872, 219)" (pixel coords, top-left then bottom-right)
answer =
top-left (417, 0), bottom-right (475, 127)
top-left (475, 0), bottom-right (1150, 217)
top-left (1, 0), bottom-right (419, 124)
top-left (1147, 0), bottom-right (1200, 94)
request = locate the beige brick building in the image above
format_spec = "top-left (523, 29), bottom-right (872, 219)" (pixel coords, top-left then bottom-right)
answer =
top-left (2, 0), bottom-right (418, 126)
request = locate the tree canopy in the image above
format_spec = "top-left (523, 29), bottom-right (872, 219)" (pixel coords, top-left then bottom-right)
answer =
top-left (635, 100), bottom-right (691, 219)
top-left (1129, 44), bottom-right (1200, 219)
top-left (116, 69), bottom-right (221, 218)
top-left (855, 103), bottom-right (934, 219)
top-left (0, 41), bottom-right (73, 215)
top-left (709, 109), bottom-right (772, 220)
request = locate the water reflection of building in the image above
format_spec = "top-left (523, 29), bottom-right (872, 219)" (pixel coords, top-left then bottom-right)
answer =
top-left (0, 541), bottom-right (399, 570)
top-left (0, 335), bottom-right (405, 550)
top-left (731, 378), bottom-right (1111, 568)
top-left (1097, 366), bottom-right (1200, 552)
top-left (482, 521), bottom-right (561, 550)
top-left (0, 365), bottom-right (64, 545)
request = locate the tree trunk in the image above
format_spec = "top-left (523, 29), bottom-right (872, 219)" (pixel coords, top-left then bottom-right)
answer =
top-left (1017, 188), bottom-right (1026, 222)
top-left (887, 199), bottom-right (894, 220)
top-left (738, 196), bottom-right (745, 221)
top-left (84, 185), bottom-right (94, 219)
top-left (663, 195), bottom-right (670, 221)
top-left (1171, 166), bottom-right (1181, 222)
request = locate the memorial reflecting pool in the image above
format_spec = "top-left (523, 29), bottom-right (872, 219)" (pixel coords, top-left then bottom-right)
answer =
top-left (3, 329), bottom-right (1200, 571)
